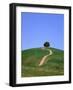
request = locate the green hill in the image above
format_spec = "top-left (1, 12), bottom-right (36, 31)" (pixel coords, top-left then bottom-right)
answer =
top-left (21, 47), bottom-right (64, 77)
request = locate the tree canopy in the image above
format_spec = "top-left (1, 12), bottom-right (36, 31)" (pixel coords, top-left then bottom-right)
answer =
top-left (44, 42), bottom-right (50, 47)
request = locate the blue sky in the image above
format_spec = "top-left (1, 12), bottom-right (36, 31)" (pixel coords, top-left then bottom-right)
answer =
top-left (21, 12), bottom-right (64, 50)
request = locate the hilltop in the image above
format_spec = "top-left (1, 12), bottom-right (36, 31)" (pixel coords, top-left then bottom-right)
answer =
top-left (21, 47), bottom-right (64, 77)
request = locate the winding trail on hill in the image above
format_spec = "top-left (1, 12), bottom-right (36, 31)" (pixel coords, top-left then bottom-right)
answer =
top-left (38, 48), bottom-right (53, 66)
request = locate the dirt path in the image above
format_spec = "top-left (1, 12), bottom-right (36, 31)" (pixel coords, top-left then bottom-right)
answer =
top-left (38, 48), bottom-right (53, 66)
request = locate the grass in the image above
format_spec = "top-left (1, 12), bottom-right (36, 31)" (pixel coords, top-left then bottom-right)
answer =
top-left (21, 47), bottom-right (64, 77)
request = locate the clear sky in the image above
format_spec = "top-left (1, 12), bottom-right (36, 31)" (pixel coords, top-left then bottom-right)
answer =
top-left (21, 12), bottom-right (64, 50)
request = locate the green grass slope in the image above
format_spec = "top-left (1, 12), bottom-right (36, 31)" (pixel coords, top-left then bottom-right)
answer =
top-left (21, 47), bottom-right (64, 77)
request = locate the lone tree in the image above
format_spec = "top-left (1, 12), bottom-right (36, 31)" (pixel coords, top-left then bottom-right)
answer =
top-left (44, 42), bottom-right (50, 48)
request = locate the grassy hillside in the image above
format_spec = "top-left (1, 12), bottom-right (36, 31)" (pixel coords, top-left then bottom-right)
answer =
top-left (21, 47), bottom-right (64, 77)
